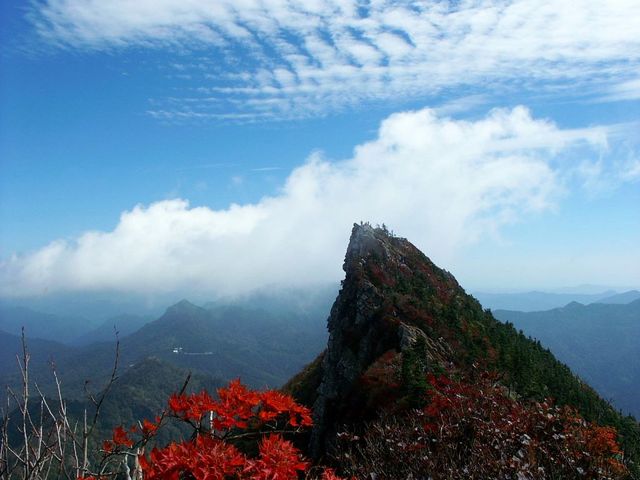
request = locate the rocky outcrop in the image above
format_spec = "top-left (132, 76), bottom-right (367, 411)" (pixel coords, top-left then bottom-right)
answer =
top-left (310, 223), bottom-right (459, 457)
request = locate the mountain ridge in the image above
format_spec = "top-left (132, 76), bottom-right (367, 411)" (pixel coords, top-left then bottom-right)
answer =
top-left (284, 223), bottom-right (640, 476)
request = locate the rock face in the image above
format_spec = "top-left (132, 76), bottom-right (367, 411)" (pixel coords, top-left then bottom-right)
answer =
top-left (310, 223), bottom-right (458, 456)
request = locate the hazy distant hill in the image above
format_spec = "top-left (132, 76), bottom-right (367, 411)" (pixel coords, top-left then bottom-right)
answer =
top-left (0, 329), bottom-right (85, 397)
top-left (494, 299), bottom-right (640, 418)
top-left (0, 305), bottom-right (97, 344)
top-left (72, 313), bottom-right (153, 345)
top-left (596, 290), bottom-right (640, 305)
top-left (119, 301), bottom-right (327, 387)
top-left (0, 285), bottom-right (337, 346)
top-left (0, 292), bottom-right (172, 323)
top-left (473, 290), bottom-right (617, 311)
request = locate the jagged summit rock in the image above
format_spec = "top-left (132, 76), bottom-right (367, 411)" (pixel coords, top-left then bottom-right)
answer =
top-left (310, 223), bottom-right (461, 456)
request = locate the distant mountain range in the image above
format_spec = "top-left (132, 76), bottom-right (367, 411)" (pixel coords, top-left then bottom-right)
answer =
top-left (596, 290), bottom-right (640, 305)
top-left (117, 300), bottom-right (329, 387)
top-left (0, 293), bottom-right (332, 399)
top-left (72, 313), bottom-right (153, 345)
top-left (0, 284), bottom-right (339, 345)
top-left (0, 295), bottom-right (332, 455)
top-left (473, 289), bottom-right (640, 312)
top-left (493, 298), bottom-right (640, 418)
top-left (0, 305), bottom-right (96, 344)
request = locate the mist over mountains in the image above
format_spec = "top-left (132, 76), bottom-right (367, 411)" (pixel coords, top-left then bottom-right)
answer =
top-left (0, 284), bottom-right (338, 344)
top-left (3, 285), bottom-right (636, 344)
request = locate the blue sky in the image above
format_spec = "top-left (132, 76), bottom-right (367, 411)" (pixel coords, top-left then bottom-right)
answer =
top-left (1, 0), bottom-right (639, 297)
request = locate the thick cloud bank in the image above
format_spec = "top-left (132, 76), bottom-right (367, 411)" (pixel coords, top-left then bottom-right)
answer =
top-left (0, 107), bottom-right (609, 296)
top-left (31, 0), bottom-right (640, 118)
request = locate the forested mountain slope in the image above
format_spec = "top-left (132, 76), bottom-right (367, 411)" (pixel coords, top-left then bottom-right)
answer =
top-left (494, 300), bottom-right (640, 418)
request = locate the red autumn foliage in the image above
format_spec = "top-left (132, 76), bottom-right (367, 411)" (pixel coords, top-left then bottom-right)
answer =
top-left (167, 379), bottom-right (313, 432)
top-left (256, 390), bottom-right (313, 427)
top-left (139, 435), bottom-right (246, 479)
top-left (336, 372), bottom-right (629, 480)
top-left (246, 434), bottom-right (309, 479)
top-left (421, 373), bottom-right (627, 478)
top-left (86, 379), bottom-right (336, 480)
top-left (85, 372), bottom-right (629, 480)
top-left (320, 468), bottom-right (344, 480)
top-left (111, 425), bottom-right (133, 448)
top-left (367, 261), bottom-right (396, 288)
top-left (141, 418), bottom-right (160, 437)
top-left (168, 389), bottom-right (217, 423)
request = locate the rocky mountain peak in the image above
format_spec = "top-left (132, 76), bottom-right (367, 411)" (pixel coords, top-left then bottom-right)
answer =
top-left (284, 223), bottom-right (640, 473)
top-left (310, 223), bottom-right (459, 456)
top-left (342, 222), bottom-right (387, 264)
top-left (298, 222), bottom-right (639, 469)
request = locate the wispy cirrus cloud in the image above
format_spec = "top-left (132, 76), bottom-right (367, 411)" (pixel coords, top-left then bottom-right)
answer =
top-left (573, 122), bottom-right (640, 193)
top-left (601, 78), bottom-right (640, 103)
top-left (30, 0), bottom-right (640, 119)
top-left (4, 106), bottom-right (633, 297)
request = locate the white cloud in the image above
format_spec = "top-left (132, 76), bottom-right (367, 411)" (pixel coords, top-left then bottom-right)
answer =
top-left (0, 106), bottom-right (616, 297)
top-left (572, 122), bottom-right (640, 193)
top-left (602, 78), bottom-right (640, 102)
top-left (30, 0), bottom-right (640, 119)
